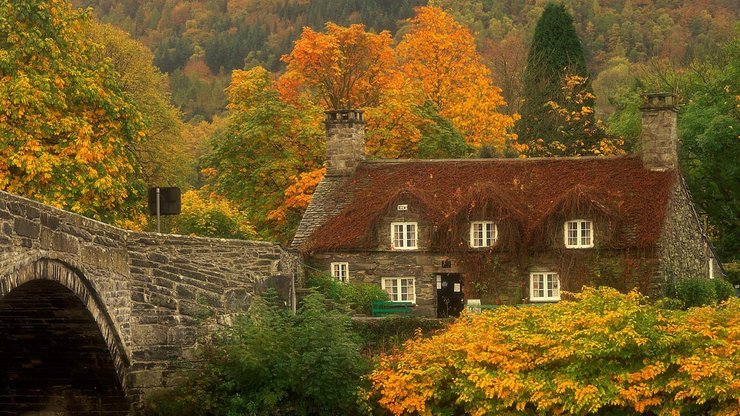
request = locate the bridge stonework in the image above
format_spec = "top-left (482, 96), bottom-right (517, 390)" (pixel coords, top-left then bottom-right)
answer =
top-left (0, 191), bottom-right (301, 414)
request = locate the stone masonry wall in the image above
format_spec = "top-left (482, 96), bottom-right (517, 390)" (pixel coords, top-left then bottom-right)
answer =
top-left (0, 191), bottom-right (300, 413)
top-left (325, 110), bottom-right (365, 176)
top-left (657, 178), bottom-right (714, 283)
top-left (125, 233), bottom-right (298, 406)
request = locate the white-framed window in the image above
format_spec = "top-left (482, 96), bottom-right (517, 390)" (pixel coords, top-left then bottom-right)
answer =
top-left (564, 220), bottom-right (594, 248)
top-left (391, 222), bottom-right (418, 249)
top-left (530, 272), bottom-right (560, 301)
top-left (381, 277), bottom-right (416, 303)
top-left (330, 262), bottom-right (349, 283)
top-left (470, 221), bottom-right (497, 248)
top-left (709, 259), bottom-right (715, 279)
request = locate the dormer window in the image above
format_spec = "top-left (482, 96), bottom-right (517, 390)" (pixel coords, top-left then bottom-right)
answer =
top-left (564, 220), bottom-right (593, 248)
top-left (470, 221), bottom-right (497, 248)
top-left (391, 222), bottom-right (418, 249)
top-left (331, 262), bottom-right (349, 283)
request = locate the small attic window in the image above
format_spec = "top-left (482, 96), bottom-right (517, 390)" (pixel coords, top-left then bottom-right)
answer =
top-left (391, 222), bottom-right (417, 249)
top-left (397, 204), bottom-right (408, 211)
top-left (564, 220), bottom-right (594, 248)
top-left (469, 221), bottom-right (497, 248)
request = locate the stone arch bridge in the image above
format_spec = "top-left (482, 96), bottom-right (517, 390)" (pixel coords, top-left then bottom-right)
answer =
top-left (0, 191), bottom-right (300, 414)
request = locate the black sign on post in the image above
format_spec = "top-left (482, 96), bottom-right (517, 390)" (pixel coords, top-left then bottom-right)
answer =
top-left (148, 187), bottom-right (181, 233)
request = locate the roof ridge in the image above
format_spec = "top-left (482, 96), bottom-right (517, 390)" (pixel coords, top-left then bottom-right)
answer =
top-left (361, 155), bottom-right (636, 164)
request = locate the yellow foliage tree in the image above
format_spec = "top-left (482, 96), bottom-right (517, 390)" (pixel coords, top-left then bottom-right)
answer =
top-left (0, 0), bottom-right (146, 224)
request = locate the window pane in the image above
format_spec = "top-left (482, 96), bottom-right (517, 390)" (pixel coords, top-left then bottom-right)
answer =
top-left (567, 222), bottom-right (579, 246)
top-left (394, 224), bottom-right (404, 247)
top-left (407, 224), bottom-right (416, 247)
top-left (581, 221), bottom-right (591, 246)
top-left (384, 279), bottom-right (398, 301)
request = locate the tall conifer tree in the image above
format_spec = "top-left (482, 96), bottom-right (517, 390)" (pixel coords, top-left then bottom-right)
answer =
top-left (516, 3), bottom-right (597, 156)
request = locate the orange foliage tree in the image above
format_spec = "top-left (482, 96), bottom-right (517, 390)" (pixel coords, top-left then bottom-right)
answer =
top-left (370, 287), bottom-right (739, 416)
top-left (279, 22), bottom-right (397, 110)
top-left (397, 6), bottom-right (516, 152)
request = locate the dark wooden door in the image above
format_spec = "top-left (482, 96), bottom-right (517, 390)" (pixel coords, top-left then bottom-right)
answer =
top-left (436, 273), bottom-right (464, 318)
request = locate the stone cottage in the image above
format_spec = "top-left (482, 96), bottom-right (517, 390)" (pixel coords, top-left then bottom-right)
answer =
top-left (292, 93), bottom-right (722, 317)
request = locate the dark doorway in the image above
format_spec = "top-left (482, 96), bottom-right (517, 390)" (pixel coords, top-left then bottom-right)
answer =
top-left (436, 273), bottom-right (465, 318)
top-left (0, 280), bottom-right (130, 415)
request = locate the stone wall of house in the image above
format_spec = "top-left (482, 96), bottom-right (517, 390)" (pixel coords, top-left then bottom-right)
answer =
top-left (657, 179), bottom-right (714, 283)
top-left (310, 251), bottom-right (448, 317)
top-left (309, 246), bottom-right (663, 317)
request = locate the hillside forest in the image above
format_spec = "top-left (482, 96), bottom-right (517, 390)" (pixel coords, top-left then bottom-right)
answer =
top-left (1, 0), bottom-right (738, 262)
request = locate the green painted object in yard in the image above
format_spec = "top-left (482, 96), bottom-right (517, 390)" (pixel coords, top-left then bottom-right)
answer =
top-left (371, 301), bottom-right (414, 317)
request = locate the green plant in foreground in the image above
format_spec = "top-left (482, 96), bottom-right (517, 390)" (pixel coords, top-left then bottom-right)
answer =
top-left (146, 292), bottom-right (368, 415)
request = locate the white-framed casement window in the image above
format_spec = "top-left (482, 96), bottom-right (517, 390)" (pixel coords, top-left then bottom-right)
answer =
top-left (470, 221), bottom-right (497, 248)
top-left (391, 222), bottom-right (418, 250)
top-left (330, 262), bottom-right (349, 283)
top-left (381, 277), bottom-right (416, 303)
top-left (530, 272), bottom-right (560, 301)
top-left (564, 220), bottom-right (594, 248)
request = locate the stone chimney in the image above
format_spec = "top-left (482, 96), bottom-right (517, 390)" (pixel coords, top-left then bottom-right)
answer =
top-left (325, 109), bottom-right (365, 176)
top-left (640, 93), bottom-right (678, 171)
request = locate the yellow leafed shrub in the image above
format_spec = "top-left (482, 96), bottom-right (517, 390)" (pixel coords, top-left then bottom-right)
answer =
top-left (370, 287), bottom-right (739, 415)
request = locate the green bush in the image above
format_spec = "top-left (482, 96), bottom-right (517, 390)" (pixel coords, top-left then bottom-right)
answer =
top-left (673, 277), bottom-right (717, 308)
top-left (713, 278), bottom-right (736, 302)
top-left (723, 262), bottom-right (740, 287)
top-left (306, 273), bottom-right (389, 315)
top-left (353, 315), bottom-right (447, 356)
top-left (146, 292), bottom-right (368, 415)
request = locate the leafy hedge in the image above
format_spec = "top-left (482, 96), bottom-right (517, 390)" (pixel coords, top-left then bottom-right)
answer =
top-left (146, 293), bottom-right (368, 415)
top-left (671, 276), bottom-right (736, 309)
top-left (370, 287), bottom-right (739, 415)
top-left (305, 273), bottom-right (389, 315)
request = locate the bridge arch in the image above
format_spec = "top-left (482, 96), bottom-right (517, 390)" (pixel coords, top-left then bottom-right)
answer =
top-left (0, 257), bottom-right (130, 388)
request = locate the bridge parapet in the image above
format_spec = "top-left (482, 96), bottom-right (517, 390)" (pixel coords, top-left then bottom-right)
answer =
top-left (0, 191), bottom-right (301, 412)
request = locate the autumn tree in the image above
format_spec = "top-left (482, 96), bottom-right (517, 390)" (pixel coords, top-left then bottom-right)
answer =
top-left (0, 0), bottom-right (146, 224)
top-left (517, 3), bottom-right (597, 156)
top-left (371, 287), bottom-right (740, 415)
top-left (205, 67), bottom-right (324, 242)
top-left (397, 6), bottom-right (515, 152)
top-left (279, 22), bottom-right (397, 110)
top-left (86, 22), bottom-right (194, 190)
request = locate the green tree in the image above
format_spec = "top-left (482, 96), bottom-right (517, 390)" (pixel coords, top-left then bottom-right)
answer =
top-left (415, 102), bottom-right (473, 159)
top-left (86, 22), bottom-right (193, 190)
top-left (679, 35), bottom-right (740, 261)
top-left (0, 0), bottom-right (146, 224)
top-left (204, 67), bottom-right (324, 243)
top-left (517, 3), bottom-right (598, 156)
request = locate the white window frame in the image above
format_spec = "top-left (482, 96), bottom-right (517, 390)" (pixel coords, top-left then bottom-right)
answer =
top-left (330, 262), bottom-right (349, 283)
top-left (564, 220), bottom-right (594, 248)
top-left (530, 272), bottom-right (560, 302)
top-left (381, 277), bottom-right (416, 303)
top-left (391, 222), bottom-right (418, 250)
top-left (709, 259), bottom-right (715, 279)
top-left (469, 221), bottom-right (497, 248)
